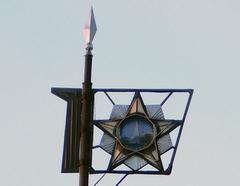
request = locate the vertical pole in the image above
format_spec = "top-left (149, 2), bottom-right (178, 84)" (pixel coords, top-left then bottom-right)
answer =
top-left (80, 6), bottom-right (97, 185)
top-left (79, 48), bottom-right (93, 186)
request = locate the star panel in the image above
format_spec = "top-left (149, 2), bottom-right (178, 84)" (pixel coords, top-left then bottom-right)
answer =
top-left (100, 133), bottom-right (115, 154)
top-left (96, 92), bottom-right (181, 171)
top-left (124, 155), bottom-right (147, 171)
top-left (109, 143), bottom-right (134, 170)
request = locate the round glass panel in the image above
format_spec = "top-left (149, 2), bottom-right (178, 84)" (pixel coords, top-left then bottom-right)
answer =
top-left (119, 115), bottom-right (154, 151)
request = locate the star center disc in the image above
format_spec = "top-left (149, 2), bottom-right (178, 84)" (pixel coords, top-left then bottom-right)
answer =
top-left (117, 115), bottom-right (154, 151)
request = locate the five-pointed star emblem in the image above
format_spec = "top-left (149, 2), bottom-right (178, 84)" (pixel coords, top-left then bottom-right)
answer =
top-left (94, 92), bottom-right (182, 172)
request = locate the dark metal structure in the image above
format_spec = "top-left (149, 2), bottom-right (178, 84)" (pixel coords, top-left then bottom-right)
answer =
top-left (51, 88), bottom-right (82, 173)
top-left (51, 88), bottom-right (193, 176)
top-left (52, 7), bottom-right (193, 186)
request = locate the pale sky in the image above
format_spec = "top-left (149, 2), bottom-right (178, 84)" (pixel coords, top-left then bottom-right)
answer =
top-left (0, 0), bottom-right (240, 186)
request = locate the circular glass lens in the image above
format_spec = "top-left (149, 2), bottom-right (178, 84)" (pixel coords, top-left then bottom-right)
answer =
top-left (119, 115), bottom-right (154, 151)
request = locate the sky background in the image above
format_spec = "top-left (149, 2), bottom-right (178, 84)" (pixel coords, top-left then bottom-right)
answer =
top-left (1, 0), bottom-right (240, 185)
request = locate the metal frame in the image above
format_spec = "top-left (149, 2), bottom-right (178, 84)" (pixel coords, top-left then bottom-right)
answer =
top-left (92, 88), bottom-right (193, 175)
top-left (52, 88), bottom-right (82, 173)
top-left (52, 87), bottom-right (193, 175)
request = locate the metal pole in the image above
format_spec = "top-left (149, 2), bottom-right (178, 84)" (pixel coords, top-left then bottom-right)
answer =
top-left (80, 7), bottom-right (97, 185)
top-left (79, 49), bottom-right (93, 186)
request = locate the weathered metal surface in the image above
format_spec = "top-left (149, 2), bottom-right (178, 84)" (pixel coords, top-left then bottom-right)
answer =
top-left (51, 88), bottom-right (82, 173)
top-left (93, 88), bottom-right (193, 175)
top-left (52, 88), bottom-right (193, 175)
top-left (79, 54), bottom-right (94, 186)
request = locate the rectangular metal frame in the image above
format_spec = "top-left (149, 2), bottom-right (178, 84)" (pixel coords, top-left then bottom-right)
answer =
top-left (91, 88), bottom-right (193, 175)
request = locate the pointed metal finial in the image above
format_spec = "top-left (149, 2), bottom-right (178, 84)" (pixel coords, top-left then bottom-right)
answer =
top-left (84, 6), bottom-right (97, 51)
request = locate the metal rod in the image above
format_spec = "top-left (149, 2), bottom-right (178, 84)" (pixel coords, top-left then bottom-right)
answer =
top-left (169, 91), bottom-right (194, 170)
top-left (89, 170), bottom-right (169, 175)
top-left (160, 92), bottom-right (173, 106)
top-left (79, 50), bottom-right (93, 186)
top-left (52, 87), bottom-right (193, 94)
top-left (104, 91), bottom-right (115, 105)
top-left (93, 173), bottom-right (107, 186)
top-left (92, 145), bottom-right (100, 149)
top-left (93, 88), bottom-right (193, 93)
top-left (116, 174), bottom-right (128, 186)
